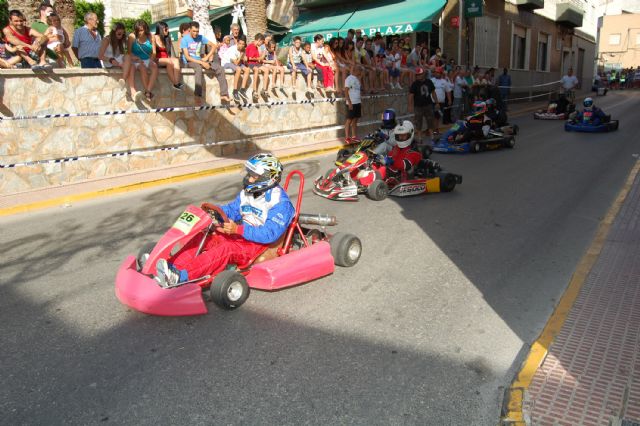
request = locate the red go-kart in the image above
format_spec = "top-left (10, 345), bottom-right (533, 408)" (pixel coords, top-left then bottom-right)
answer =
top-left (313, 150), bottom-right (462, 201)
top-left (115, 171), bottom-right (362, 316)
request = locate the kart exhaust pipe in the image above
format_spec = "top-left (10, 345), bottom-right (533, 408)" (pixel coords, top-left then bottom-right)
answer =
top-left (298, 213), bottom-right (338, 226)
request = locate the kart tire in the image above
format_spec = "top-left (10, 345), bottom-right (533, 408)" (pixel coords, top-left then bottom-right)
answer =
top-left (136, 242), bottom-right (156, 271)
top-left (330, 232), bottom-right (362, 267)
top-left (513, 125), bottom-right (519, 135)
top-left (366, 179), bottom-right (388, 201)
top-left (209, 271), bottom-right (250, 310)
top-left (470, 141), bottom-right (481, 153)
top-left (503, 137), bottom-right (515, 149)
top-left (440, 174), bottom-right (457, 193)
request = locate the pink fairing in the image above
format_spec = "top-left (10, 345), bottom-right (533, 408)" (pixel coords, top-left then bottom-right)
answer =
top-left (141, 205), bottom-right (212, 277)
top-left (115, 256), bottom-right (208, 316)
top-left (246, 241), bottom-right (335, 290)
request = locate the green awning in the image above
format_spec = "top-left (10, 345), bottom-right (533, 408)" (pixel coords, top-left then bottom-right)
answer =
top-left (282, 0), bottom-right (445, 44)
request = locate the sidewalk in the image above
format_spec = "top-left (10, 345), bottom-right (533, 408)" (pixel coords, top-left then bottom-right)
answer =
top-left (521, 161), bottom-right (640, 425)
top-left (0, 98), bottom-right (547, 216)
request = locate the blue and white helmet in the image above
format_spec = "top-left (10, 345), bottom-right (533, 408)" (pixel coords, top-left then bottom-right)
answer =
top-left (583, 97), bottom-right (594, 108)
top-left (243, 153), bottom-right (283, 194)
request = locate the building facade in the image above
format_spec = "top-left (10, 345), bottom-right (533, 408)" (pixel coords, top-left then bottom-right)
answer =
top-left (596, 13), bottom-right (640, 69)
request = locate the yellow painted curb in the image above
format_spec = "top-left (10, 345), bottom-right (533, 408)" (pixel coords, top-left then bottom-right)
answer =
top-left (500, 158), bottom-right (640, 425)
top-left (0, 144), bottom-right (342, 217)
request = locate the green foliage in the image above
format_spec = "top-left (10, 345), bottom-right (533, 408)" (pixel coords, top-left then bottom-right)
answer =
top-left (75, 0), bottom-right (105, 35)
top-left (110, 10), bottom-right (151, 35)
top-left (0, 0), bottom-right (8, 31)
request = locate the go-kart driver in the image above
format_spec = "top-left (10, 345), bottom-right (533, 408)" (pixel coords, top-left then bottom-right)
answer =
top-left (155, 153), bottom-right (295, 287)
top-left (571, 97), bottom-right (607, 125)
top-left (444, 101), bottom-right (492, 143)
top-left (385, 121), bottom-right (422, 179)
top-left (485, 98), bottom-right (508, 127)
top-left (372, 108), bottom-right (398, 156)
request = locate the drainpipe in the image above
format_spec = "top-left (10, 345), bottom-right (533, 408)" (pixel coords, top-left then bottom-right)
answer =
top-left (458, 0), bottom-right (462, 65)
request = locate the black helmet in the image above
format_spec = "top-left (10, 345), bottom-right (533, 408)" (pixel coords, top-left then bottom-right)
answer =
top-left (382, 108), bottom-right (397, 129)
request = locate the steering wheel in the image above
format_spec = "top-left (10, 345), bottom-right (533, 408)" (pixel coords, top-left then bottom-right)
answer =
top-left (201, 203), bottom-right (229, 226)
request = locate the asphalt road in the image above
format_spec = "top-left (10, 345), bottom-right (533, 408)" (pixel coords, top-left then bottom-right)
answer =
top-left (1, 91), bottom-right (639, 426)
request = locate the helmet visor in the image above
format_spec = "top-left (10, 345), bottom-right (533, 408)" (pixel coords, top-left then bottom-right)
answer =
top-left (395, 132), bottom-right (411, 142)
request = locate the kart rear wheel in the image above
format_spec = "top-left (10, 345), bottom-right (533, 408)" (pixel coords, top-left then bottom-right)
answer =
top-left (470, 141), bottom-right (481, 153)
top-left (209, 271), bottom-right (250, 310)
top-left (136, 242), bottom-right (156, 271)
top-left (503, 137), bottom-right (515, 149)
top-left (330, 232), bottom-right (362, 267)
top-left (366, 179), bottom-right (388, 201)
top-left (440, 174), bottom-right (458, 193)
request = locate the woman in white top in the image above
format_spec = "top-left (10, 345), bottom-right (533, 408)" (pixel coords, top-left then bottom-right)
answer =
top-left (99, 22), bottom-right (132, 90)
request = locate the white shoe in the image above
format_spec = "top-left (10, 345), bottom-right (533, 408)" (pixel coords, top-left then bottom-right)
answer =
top-left (155, 259), bottom-right (180, 287)
top-left (395, 83), bottom-right (403, 90)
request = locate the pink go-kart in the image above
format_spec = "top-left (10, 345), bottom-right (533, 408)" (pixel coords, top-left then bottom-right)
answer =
top-left (115, 170), bottom-right (362, 316)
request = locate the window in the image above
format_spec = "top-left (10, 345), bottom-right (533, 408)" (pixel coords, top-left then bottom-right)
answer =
top-left (512, 24), bottom-right (528, 70)
top-left (474, 15), bottom-right (500, 68)
top-left (537, 33), bottom-right (550, 71)
top-left (609, 33), bottom-right (620, 45)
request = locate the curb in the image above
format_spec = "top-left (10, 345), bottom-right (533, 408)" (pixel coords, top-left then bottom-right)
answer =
top-left (499, 158), bottom-right (640, 425)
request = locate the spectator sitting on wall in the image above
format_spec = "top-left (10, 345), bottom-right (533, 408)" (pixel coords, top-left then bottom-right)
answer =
top-left (311, 34), bottom-right (335, 94)
top-left (222, 37), bottom-right (251, 102)
top-left (229, 23), bottom-right (246, 46)
top-left (218, 34), bottom-right (230, 59)
top-left (0, 36), bottom-right (23, 68)
top-left (245, 32), bottom-right (268, 102)
top-left (2, 10), bottom-right (50, 70)
top-left (214, 26), bottom-right (223, 44)
top-left (31, 3), bottom-right (59, 63)
top-left (288, 36), bottom-right (311, 93)
top-left (99, 22), bottom-right (131, 89)
top-left (154, 22), bottom-right (185, 91)
top-left (72, 12), bottom-right (102, 69)
top-left (263, 40), bottom-right (286, 93)
top-left (301, 41), bottom-right (316, 94)
top-left (46, 13), bottom-right (73, 68)
top-left (128, 20), bottom-right (158, 102)
top-left (181, 21), bottom-right (231, 105)
top-left (177, 22), bottom-right (190, 55)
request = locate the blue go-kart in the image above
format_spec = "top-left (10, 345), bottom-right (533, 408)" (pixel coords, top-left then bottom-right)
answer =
top-left (564, 114), bottom-right (619, 133)
top-left (431, 121), bottom-right (516, 154)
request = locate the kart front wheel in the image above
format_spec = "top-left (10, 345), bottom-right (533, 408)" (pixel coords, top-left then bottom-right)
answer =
top-left (209, 271), bottom-right (250, 310)
top-left (136, 242), bottom-right (156, 271)
top-left (440, 174), bottom-right (458, 193)
top-left (366, 179), bottom-right (388, 201)
top-left (330, 232), bottom-right (362, 267)
top-left (470, 141), bottom-right (481, 153)
top-left (504, 137), bottom-right (516, 149)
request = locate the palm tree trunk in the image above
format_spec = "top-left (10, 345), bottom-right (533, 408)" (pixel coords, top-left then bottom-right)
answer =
top-left (244, 0), bottom-right (267, 41)
top-left (54, 0), bottom-right (76, 45)
top-left (7, 0), bottom-right (39, 26)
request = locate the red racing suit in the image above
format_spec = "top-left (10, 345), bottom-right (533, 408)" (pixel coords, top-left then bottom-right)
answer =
top-left (388, 145), bottom-right (422, 179)
top-left (170, 186), bottom-right (295, 280)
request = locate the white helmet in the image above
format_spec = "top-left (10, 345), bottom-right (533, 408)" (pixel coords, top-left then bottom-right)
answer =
top-left (391, 121), bottom-right (414, 149)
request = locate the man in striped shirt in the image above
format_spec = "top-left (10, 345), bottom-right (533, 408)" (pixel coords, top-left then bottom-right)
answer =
top-left (72, 12), bottom-right (102, 68)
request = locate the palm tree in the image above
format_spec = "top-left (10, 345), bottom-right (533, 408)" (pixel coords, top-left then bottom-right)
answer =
top-left (244, 0), bottom-right (267, 40)
top-left (7, 0), bottom-right (39, 25)
top-left (54, 0), bottom-right (76, 44)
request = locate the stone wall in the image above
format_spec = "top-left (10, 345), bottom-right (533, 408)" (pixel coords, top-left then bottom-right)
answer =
top-left (0, 68), bottom-right (407, 195)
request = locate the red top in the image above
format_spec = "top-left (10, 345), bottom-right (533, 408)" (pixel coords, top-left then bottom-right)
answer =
top-left (4, 25), bottom-right (32, 53)
top-left (245, 43), bottom-right (260, 65)
top-left (156, 44), bottom-right (168, 59)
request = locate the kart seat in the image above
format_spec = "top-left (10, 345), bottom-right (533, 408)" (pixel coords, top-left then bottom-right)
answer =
top-left (235, 234), bottom-right (286, 271)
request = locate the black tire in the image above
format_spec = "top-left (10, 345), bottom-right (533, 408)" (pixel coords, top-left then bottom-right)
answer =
top-left (512, 125), bottom-right (519, 135)
top-left (366, 179), bottom-right (388, 201)
top-left (503, 137), bottom-right (516, 149)
top-left (470, 141), bottom-right (481, 153)
top-left (440, 174), bottom-right (457, 193)
top-left (136, 242), bottom-right (156, 271)
top-left (208, 271), bottom-right (250, 310)
top-left (330, 232), bottom-right (362, 267)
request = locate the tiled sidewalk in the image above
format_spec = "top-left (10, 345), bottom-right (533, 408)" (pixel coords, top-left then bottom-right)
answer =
top-left (527, 169), bottom-right (640, 425)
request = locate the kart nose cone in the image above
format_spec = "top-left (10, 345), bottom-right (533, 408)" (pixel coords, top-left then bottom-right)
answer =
top-left (115, 256), bottom-right (208, 316)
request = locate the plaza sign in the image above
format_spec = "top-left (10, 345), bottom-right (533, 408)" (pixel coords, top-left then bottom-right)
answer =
top-left (324, 23), bottom-right (416, 40)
